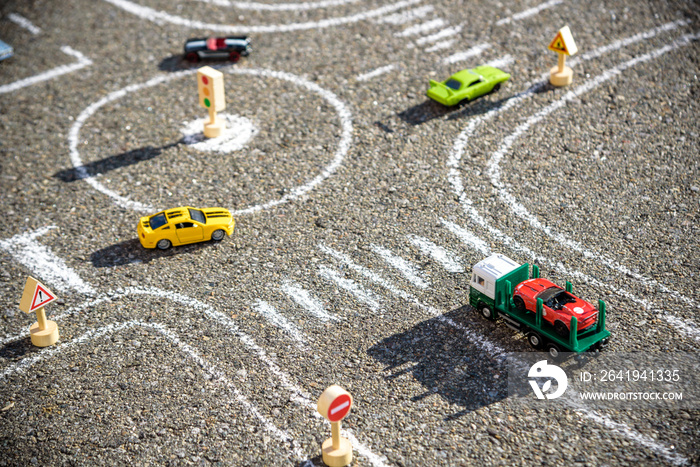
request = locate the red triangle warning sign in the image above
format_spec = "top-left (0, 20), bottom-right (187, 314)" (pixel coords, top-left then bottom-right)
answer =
top-left (31, 283), bottom-right (56, 311)
top-left (19, 277), bottom-right (58, 314)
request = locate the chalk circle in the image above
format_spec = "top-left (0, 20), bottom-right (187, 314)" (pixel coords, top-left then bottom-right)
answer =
top-left (181, 114), bottom-right (258, 154)
top-left (68, 67), bottom-right (353, 217)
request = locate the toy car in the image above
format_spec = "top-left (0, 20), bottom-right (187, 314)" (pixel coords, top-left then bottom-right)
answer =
top-left (513, 278), bottom-right (599, 337)
top-left (426, 66), bottom-right (510, 106)
top-left (137, 206), bottom-right (235, 250)
top-left (184, 37), bottom-right (251, 63)
top-left (0, 40), bottom-right (13, 62)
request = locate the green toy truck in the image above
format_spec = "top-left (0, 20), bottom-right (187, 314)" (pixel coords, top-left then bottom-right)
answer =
top-left (469, 254), bottom-right (610, 358)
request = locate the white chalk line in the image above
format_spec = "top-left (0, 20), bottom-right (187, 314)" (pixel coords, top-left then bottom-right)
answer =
top-left (0, 46), bottom-right (92, 94)
top-left (0, 320), bottom-right (308, 461)
top-left (486, 33), bottom-right (700, 313)
top-left (7, 13), bottom-right (42, 34)
top-left (0, 226), bottom-right (96, 296)
top-left (445, 22), bottom-right (699, 335)
top-left (407, 234), bottom-right (465, 273)
top-left (376, 5), bottom-right (434, 25)
top-left (252, 300), bottom-right (308, 349)
top-left (281, 281), bottom-right (338, 322)
top-left (370, 243), bottom-right (430, 289)
top-left (101, 0), bottom-right (422, 33)
top-left (68, 67), bottom-right (353, 217)
top-left (318, 264), bottom-right (382, 312)
top-left (485, 54), bottom-right (514, 69)
top-left (180, 113), bottom-right (258, 153)
top-left (495, 0), bottom-right (563, 26)
top-left (415, 24), bottom-right (462, 46)
top-left (319, 243), bottom-right (506, 356)
top-left (2, 286), bottom-right (388, 465)
top-left (442, 43), bottom-right (490, 64)
top-left (356, 64), bottom-right (397, 82)
top-left (425, 39), bottom-right (456, 53)
top-left (195, 0), bottom-right (360, 11)
top-left (395, 18), bottom-right (446, 37)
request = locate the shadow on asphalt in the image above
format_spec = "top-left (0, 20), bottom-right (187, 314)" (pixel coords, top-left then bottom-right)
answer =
top-left (53, 141), bottom-right (183, 182)
top-left (367, 305), bottom-right (510, 420)
top-left (90, 238), bottom-right (216, 268)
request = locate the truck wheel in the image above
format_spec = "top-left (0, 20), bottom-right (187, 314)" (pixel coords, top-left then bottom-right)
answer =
top-left (478, 302), bottom-right (493, 320)
top-left (546, 343), bottom-right (562, 360)
top-left (527, 331), bottom-right (543, 349)
top-left (554, 321), bottom-right (569, 337)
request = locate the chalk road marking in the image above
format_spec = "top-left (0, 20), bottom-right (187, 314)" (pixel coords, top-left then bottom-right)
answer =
top-left (370, 243), bottom-right (430, 289)
top-left (442, 43), bottom-right (490, 64)
top-left (485, 54), bottom-right (514, 69)
top-left (395, 18), bottom-right (446, 37)
top-left (101, 0), bottom-right (422, 33)
top-left (0, 320), bottom-right (309, 461)
top-left (0, 46), bottom-right (91, 95)
top-left (252, 300), bottom-right (308, 349)
top-left (426, 39), bottom-right (456, 53)
top-left (356, 64), bottom-right (397, 82)
top-left (318, 265), bottom-right (382, 312)
top-left (68, 67), bottom-right (353, 216)
top-left (415, 24), bottom-right (462, 46)
top-left (495, 0), bottom-right (563, 26)
top-left (8, 13), bottom-right (42, 34)
top-left (376, 5), bottom-right (434, 25)
top-left (485, 33), bottom-right (700, 314)
top-left (445, 22), bottom-right (699, 335)
top-left (181, 113), bottom-right (258, 153)
top-left (407, 234), bottom-right (465, 273)
top-left (196, 0), bottom-right (360, 11)
top-left (0, 226), bottom-right (96, 296)
top-left (281, 281), bottom-right (338, 322)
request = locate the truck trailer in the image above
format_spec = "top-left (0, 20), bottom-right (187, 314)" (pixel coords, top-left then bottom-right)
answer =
top-left (469, 254), bottom-right (610, 358)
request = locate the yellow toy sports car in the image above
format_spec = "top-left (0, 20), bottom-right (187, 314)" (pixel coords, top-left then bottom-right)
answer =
top-left (137, 206), bottom-right (235, 249)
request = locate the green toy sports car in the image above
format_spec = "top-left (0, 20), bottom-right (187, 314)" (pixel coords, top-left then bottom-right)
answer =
top-left (426, 66), bottom-right (510, 106)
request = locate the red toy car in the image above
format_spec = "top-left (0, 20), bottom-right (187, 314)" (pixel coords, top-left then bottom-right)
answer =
top-left (513, 278), bottom-right (599, 337)
top-left (184, 37), bottom-right (251, 63)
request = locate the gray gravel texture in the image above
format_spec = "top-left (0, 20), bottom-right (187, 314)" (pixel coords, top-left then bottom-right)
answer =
top-left (0, 0), bottom-right (698, 465)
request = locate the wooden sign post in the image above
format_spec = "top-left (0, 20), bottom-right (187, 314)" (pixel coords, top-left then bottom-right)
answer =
top-left (548, 25), bottom-right (578, 87)
top-left (19, 276), bottom-right (59, 347)
top-left (317, 385), bottom-right (353, 467)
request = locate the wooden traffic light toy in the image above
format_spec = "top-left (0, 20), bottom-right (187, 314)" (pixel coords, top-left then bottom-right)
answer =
top-left (317, 385), bottom-right (353, 467)
top-left (19, 276), bottom-right (59, 347)
top-left (197, 66), bottom-right (226, 138)
top-left (548, 25), bottom-right (578, 87)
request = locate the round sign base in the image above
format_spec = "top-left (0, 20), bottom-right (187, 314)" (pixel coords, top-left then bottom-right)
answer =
top-left (204, 119), bottom-right (225, 138)
top-left (322, 437), bottom-right (352, 467)
top-left (30, 320), bottom-right (59, 347)
top-left (549, 65), bottom-right (573, 87)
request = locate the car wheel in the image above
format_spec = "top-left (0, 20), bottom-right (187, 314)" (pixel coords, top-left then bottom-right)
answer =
top-left (492, 83), bottom-right (501, 92)
top-left (229, 51), bottom-right (241, 62)
top-left (156, 239), bottom-right (172, 250)
top-left (554, 321), bottom-right (569, 338)
top-left (513, 296), bottom-right (526, 312)
top-left (546, 343), bottom-right (562, 360)
top-left (527, 331), bottom-right (543, 349)
top-left (186, 52), bottom-right (200, 63)
top-left (211, 229), bottom-right (226, 241)
top-left (478, 302), bottom-right (493, 320)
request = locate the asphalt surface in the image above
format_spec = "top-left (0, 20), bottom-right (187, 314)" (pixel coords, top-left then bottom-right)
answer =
top-left (0, 0), bottom-right (698, 465)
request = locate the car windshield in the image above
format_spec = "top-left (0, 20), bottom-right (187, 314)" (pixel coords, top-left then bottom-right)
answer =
top-left (149, 213), bottom-right (168, 230)
top-left (538, 286), bottom-right (562, 303)
top-left (540, 288), bottom-right (576, 310)
top-left (189, 208), bottom-right (206, 224)
top-left (445, 78), bottom-right (462, 90)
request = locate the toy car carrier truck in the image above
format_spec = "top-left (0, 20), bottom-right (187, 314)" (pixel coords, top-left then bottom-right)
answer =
top-left (469, 254), bottom-right (610, 358)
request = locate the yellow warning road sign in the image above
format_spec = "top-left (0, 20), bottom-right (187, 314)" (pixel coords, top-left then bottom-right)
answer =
top-left (548, 25), bottom-right (578, 56)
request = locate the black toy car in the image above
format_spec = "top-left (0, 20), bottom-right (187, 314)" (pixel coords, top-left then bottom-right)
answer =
top-left (184, 37), bottom-right (251, 63)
